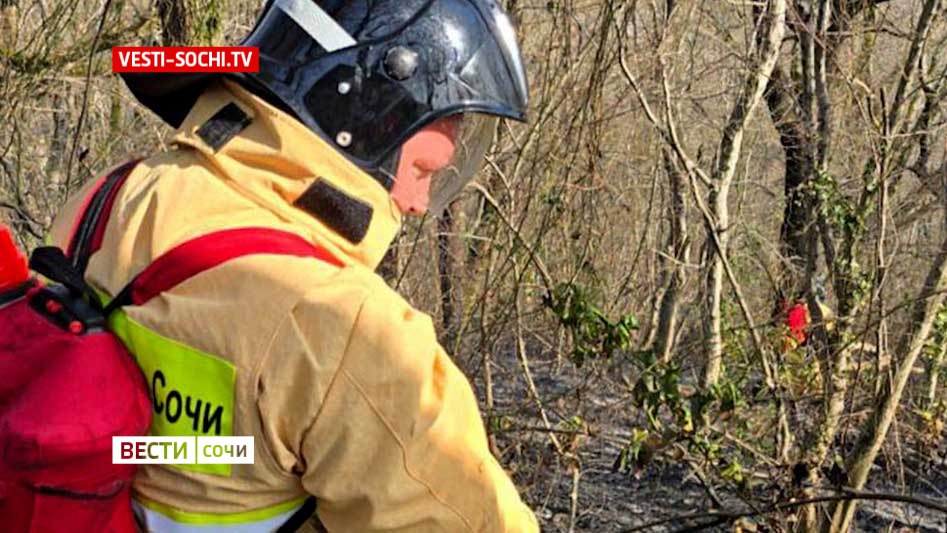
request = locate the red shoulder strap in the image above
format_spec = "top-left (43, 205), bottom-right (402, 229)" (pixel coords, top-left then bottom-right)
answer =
top-left (66, 164), bottom-right (340, 312)
top-left (119, 228), bottom-right (342, 308)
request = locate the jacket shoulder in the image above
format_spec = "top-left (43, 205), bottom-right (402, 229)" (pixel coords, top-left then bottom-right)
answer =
top-left (281, 264), bottom-right (439, 396)
top-left (48, 150), bottom-right (212, 248)
top-left (340, 268), bottom-right (436, 346)
top-left (291, 265), bottom-right (427, 343)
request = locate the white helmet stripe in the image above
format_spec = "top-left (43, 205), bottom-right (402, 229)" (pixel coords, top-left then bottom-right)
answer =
top-left (273, 0), bottom-right (356, 52)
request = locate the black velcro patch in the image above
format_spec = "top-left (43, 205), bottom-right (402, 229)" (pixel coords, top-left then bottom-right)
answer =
top-left (196, 103), bottom-right (252, 151)
top-left (294, 180), bottom-right (373, 244)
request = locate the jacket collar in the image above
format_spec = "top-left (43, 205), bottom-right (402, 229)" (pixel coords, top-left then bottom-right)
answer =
top-left (171, 80), bottom-right (402, 270)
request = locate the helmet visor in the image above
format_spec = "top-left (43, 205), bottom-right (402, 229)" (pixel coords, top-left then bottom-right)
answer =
top-left (424, 113), bottom-right (497, 216)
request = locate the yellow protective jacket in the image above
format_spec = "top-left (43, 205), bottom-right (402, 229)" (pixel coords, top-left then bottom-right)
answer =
top-left (49, 80), bottom-right (538, 533)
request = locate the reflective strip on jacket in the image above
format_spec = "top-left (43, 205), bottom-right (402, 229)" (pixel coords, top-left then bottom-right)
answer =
top-left (49, 80), bottom-right (539, 533)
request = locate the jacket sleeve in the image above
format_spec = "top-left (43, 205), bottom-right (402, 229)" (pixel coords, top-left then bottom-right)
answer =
top-left (296, 284), bottom-right (538, 533)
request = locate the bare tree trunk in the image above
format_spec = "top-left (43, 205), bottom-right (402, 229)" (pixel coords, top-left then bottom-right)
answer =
top-left (156, 0), bottom-right (190, 45)
top-left (702, 188), bottom-right (727, 387)
top-left (802, 0), bottom-right (846, 471)
top-left (702, 0), bottom-right (787, 387)
top-left (767, 63), bottom-right (818, 293)
top-left (653, 149), bottom-right (689, 363)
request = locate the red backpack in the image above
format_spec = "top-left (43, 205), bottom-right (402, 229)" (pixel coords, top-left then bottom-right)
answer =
top-left (0, 162), bottom-right (336, 532)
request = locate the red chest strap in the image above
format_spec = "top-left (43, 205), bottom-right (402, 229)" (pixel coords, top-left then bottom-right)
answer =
top-left (120, 227), bottom-right (343, 308)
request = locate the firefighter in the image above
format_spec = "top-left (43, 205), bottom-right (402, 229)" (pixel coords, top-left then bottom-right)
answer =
top-left (48, 0), bottom-right (537, 531)
top-left (783, 298), bottom-right (810, 352)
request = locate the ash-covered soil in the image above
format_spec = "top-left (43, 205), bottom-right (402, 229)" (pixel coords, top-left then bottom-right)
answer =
top-left (473, 347), bottom-right (947, 532)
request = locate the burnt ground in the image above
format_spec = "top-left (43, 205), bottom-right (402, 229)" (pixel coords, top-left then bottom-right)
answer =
top-left (475, 347), bottom-right (947, 532)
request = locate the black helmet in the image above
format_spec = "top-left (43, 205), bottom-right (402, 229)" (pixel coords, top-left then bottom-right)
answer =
top-left (122, 0), bottom-right (529, 203)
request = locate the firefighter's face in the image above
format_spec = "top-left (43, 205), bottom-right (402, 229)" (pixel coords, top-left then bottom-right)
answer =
top-left (390, 116), bottom-right (460, 216)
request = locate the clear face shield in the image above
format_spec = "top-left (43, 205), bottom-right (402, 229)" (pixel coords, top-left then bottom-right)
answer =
top-left (426, 113), bottom-right (497, 216)
top-left (394, 112), bottom-right (497, 217)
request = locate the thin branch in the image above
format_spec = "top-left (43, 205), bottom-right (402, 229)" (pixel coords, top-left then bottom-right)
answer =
top-left (64, 0), bottom-right (114, 195)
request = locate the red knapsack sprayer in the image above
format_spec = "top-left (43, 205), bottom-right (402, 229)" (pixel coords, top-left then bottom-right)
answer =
top-left (0, 164), bottom-right (152, 533)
